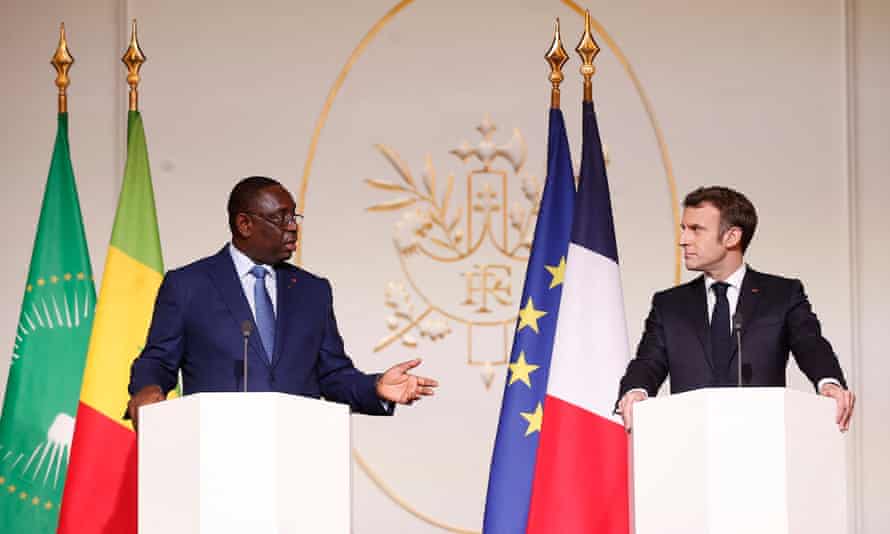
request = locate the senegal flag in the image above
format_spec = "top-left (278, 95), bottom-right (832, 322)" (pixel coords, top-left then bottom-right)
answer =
top-left (57, 110), bottom-right (162, 534)
top-left (0, 112), bottom-right (94, 533)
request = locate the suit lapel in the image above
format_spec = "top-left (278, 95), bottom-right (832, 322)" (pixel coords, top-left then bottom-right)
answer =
top-left (682, 276), bottom-right (714, 371)
top-left (271, 267), bottom-right (320, 370)
top-left (271, 265), bottom-right (307, 369)
top-left (206, 246), bottom-right (271, 366)
top-left (730, 267), bottom-right (763, 363)
top-left (270, 265), bottom-right (289, 368)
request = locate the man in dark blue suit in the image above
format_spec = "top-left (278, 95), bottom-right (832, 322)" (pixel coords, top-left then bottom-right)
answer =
top-left (127, 176), bottom-right (437, 426)
top-left (617, 186), bottom-right (855, 432)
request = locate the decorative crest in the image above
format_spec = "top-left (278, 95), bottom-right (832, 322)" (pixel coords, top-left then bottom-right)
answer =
top-left (121, 19), bottom-right (146, 111)
top-left (51, 23), bottom-right (74, 113)
top-left (449, 115), bottom-right (527, 172)
top-left (545, 18), bottom-right (569, 109)
top-left (575, 10), bottom-right (600, 102)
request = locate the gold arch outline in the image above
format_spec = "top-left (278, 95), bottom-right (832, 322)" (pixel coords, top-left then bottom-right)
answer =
top-left (563, 0), bottom-right (682, 284)
top-left (296, 2), bottom-right (682, 532)
top-left (295, 0), bottom-right (413, 266)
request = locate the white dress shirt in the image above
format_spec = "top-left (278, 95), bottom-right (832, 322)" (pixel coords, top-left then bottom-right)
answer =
top-left (704, 263), bottom-right (746, 332)
top-left (229, 243), bottom-right (277, 319)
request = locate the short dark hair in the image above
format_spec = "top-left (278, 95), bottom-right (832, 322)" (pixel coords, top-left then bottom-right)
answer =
top-left (684, 186), bottom-right (758, 253)
top-left (227, 176), bottom-right (282, 233)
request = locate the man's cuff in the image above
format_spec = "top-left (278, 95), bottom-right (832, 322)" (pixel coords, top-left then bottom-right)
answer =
top-left (627, 388), bottom-right (649, 399)
top-left (817, 378), bottom-right (842, 392)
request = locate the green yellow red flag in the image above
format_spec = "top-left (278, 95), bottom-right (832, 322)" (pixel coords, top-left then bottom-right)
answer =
top-left (57, 110), bottom-right (163, 534)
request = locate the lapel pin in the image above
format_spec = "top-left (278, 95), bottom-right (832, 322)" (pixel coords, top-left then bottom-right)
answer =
top-left (751, 288), bottom-right (760, 293)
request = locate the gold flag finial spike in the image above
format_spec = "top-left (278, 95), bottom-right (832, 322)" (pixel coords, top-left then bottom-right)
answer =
top-left (545, 18), bottom-right (569, 109)
top-left (121, 19), bottom-right (146, 111)
top-left (575, 10), bottom-right (600, 102)
top-left (51, 23), bottom-right (74, 113)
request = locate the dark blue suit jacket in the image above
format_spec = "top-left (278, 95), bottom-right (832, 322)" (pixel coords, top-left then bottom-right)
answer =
top-left (618, 268), bottom-right (847, 399)
top-left (128, 246), bottom-right (391, 415)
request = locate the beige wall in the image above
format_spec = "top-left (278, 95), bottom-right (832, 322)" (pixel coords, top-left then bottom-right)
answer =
top-left (1, 0), bottom-right (887, 532)
top-left (850, 1), bottom-right (890, 531)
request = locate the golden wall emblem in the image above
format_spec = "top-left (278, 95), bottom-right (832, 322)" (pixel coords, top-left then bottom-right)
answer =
top-left (366, 115), bottom-right (542, 388)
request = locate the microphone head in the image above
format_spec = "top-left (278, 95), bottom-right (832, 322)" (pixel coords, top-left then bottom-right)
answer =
top-left (241, 320), bottom-right (253, 337)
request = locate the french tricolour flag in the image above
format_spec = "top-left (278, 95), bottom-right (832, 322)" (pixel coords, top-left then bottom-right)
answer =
top-left (483, 98), bottom-right (630, 533)
top-left (527, 100), bottom-right (631, 533)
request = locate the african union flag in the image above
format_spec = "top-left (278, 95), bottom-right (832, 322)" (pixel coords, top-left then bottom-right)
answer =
top-left (0, 112), bottom-right (95, 533)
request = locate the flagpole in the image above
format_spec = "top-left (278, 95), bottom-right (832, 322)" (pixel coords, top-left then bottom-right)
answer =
top-left (545, 19), bottom-right (569, 110)
top-left (576, 10), bottom-right (600, 103)
top-left (122, 19), bottom-right (146, 112)
top-left (51, 23), bottom-right (74, 113)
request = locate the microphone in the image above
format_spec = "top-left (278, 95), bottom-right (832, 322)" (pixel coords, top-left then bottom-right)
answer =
top-left (241, 320), bottom-right (253, 393)
top-left (732, 311), bottom-right (744, 387)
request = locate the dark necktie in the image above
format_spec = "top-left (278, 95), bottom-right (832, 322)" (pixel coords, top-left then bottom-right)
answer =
top-left (250, 265), bottom-right (275, 362)
top-left (710, 281), bottom-right (732, 385)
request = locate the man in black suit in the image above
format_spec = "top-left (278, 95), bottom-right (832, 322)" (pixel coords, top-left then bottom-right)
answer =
top-left (617, 186), bottom-right (855, 431)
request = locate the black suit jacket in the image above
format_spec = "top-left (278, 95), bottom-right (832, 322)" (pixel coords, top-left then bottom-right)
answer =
top-left (618, 267), bottom-right (846, 399)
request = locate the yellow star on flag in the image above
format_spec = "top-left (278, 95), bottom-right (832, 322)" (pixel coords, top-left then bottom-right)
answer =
top-left (517, 297), bottom-right (547, 333)
top-left (508, 351), bottom-right (540, 388)
top-left (520, 402), bottom-right (544, 436)
top-left (544, 256), bottom-right (567, 289)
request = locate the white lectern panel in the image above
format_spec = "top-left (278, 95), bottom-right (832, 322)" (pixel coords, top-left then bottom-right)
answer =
top-left (139, 392), bottom-right (351, 534)
top-left (632, 387), bottom-right (846, 534)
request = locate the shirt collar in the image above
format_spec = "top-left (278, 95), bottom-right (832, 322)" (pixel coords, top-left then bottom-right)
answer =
top-left (704, 263), bottom-right (747, 292)
top-left (228, 243), bottom-right (275, 280)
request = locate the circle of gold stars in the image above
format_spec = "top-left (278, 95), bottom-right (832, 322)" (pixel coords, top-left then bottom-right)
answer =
top-left (0, 476), bottom-right (52, 511)
top-left (27, 271), bottom-right (88, 292)
top-left (508, 255), bottom-right (568, 437)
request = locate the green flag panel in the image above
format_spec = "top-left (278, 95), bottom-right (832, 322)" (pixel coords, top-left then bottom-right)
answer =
top-left (0, 113), bottom-right (95, 532)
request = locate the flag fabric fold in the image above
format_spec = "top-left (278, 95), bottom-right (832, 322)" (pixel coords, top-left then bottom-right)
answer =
top-left (0, 112), bottom-right (95, 533)
top-left (526, 100), bottom-right (631, 533)
top-left (482, 108), bottom-right (575, 533)
top-left (58, 110), bottom-right (163, 534)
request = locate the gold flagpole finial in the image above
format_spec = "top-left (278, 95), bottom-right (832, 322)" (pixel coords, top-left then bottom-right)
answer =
top-left (545, 18), bottom-right (569, 109)
top-left (121, 19), bottom-right (146, 111)
top-left (575, 10), bottom-right (600, 102)
top-left (51, 23), bottom-right (74, 113)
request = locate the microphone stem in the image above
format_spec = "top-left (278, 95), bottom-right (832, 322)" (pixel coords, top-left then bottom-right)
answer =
top-left (243, 335), bottom-right (249, 393)
top-left (736, 329), bottom-right (743, 387)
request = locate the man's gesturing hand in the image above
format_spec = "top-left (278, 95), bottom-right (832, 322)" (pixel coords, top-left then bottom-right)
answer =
top-left (820, 383), bottom-right (855, 432)
top-left (376, 358), bottom-right (439, 405)
top-left (127, 385), bottom-right (166, 432)
top-left (617, 390), bottom-right (648, 433)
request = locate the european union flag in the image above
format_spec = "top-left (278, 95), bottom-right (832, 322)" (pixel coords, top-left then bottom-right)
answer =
top-left (482, 108), bottom-right (576, 533)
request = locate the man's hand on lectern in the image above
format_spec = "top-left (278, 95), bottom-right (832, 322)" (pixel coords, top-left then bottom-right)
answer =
top-left (819, 383), bottom-right (855, 432)
top-left (127, 385), bottom-right (166, 432)
top-left (617, 390), bottom-right (648, 433)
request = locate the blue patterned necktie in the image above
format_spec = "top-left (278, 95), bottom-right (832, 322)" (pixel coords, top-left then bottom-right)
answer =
top-left (710, 281), bottom-right (732, 385)
top-left (250, 265), bottom-right (275, 362)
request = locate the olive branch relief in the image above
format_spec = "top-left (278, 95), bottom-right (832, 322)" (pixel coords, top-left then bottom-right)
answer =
top-left (365, 145), bottom-right (463, 257)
